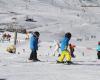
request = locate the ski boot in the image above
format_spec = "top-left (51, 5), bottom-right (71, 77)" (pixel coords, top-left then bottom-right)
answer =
top-left (67, 61), bottom-right (74, 65)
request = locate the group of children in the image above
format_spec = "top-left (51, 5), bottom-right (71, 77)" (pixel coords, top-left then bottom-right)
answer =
top-left (28, 31), bottom-right (76, 64)
top-left (28, 31), bottom-right (100, 64)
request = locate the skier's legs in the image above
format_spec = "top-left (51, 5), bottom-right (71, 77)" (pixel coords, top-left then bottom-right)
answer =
top-left (29, 50), bottom-right (34, 60)
top-left (58, 51), bottom-right (65, 62)
top-left (97, 51), bottom-right (100, 59)
top-left (65, 50), bottom-right (71, 61)
top-left (34, 51), bottom-right (39, 60)
top-left (71, 51), bottom-right (75, 58)
top-left (29, 50), bottom-right (38, 60)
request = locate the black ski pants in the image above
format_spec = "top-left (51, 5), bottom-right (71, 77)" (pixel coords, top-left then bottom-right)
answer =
top-left (29, 50), bottom-right (37, 60)
top-left (97, 51), bottom-right (100, 59)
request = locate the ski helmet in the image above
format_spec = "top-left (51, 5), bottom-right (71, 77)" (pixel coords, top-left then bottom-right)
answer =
top-left (34, 31), bottom-right (40, 38)
top-left (65, 32), bottom-right (72, 39)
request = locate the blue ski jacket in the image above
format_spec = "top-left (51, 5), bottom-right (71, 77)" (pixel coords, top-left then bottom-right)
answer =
top-left (96, 45), bottom-right (100, 51)
top-left (29, 35), bottom-right (38, 51)
top-left (60, 36), bottom-right (70, 51)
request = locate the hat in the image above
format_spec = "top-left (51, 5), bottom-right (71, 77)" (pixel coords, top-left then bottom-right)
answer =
top-left (34, 31), bottom-right (40, 38)
top-left (65, 32), bottom-right (72, 39)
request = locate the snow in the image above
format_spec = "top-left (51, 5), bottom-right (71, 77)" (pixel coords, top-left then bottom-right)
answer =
top-left (0, 32), bottom-right (100, 80)
top-left (0, 0), bottom-right (100, 80)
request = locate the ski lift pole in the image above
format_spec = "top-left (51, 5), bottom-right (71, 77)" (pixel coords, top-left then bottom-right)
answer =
top-left (12, 17), bottom-right (17, 53)
top-left (14, 31), bottom-right (17, 45)
top-left (14, 31), bottom-right (17, 53)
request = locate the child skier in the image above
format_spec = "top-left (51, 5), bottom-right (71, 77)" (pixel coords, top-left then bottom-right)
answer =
top-left (57, 32), bottom-right (73, 64)
top-left (29, 31), bottom-right (40, 61)
top-left (96, 41), bottom-right (100, 59)
top-left (69, 43), bottom-right (76, 58)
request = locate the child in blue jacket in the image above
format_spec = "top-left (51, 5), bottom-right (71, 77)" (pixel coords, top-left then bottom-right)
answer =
top-left (96, 41), bottom-right (100, 59)
top-left (57, 32), bottom-right (73, 64)
top-left (29, 31), bottom-right (40, 61)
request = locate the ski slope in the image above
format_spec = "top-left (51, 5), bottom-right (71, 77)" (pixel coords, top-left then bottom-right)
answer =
top-left (0, 31), bottom-right (99, 80)
top-left (0, 0), bottom-right (100, 41)
top-left (0, 0), bottom-right (100, 80)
